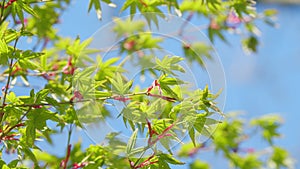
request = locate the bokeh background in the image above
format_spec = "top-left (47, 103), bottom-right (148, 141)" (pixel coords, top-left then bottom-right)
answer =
top-left (5, 0), bottom-right (300, 168)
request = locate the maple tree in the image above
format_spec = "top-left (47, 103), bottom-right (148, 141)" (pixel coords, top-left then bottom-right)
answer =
top-left (0, 0), bottom-right (293, 169)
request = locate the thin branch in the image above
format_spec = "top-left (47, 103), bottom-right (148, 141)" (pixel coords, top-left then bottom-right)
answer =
top-left (0, 90), bottom-right (178, 109)
top-left (0, 0), bottom-right (6, 24)
top-left (0, 91), bottom-right (148, 109)
top-left (178, 12), bottom-right (194, 36)
top-left (29, 0), bottom-right (57, 4)
top-left (0, 107), bottom-right (31, 139)
top-left (62, 124), bottom-right (73, 169)
top-left (0, 37), bottom-right (19, 123)
top-left (0, 70), bottom-right (65, 79)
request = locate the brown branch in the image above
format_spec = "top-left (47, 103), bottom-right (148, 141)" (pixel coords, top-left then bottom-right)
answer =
top-left (0, 92), bottom-right (148, 109)
top-left (0, 107), bottom-right (31, 140)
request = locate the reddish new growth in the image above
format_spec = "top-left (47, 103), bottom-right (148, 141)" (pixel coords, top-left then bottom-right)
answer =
top-left (188, 143), bottom-right (206, 157)
top-left (60, 144), bottom-right (72, 169)
top-left (146, 80), bottom-right (176, 102)
top-left (70, 91), bottom-right (84, 102)
top-left (129, 120), bottom-right (175, 168)
top-left (113, 96), bottom-right (131, 102)
top-left (72, 162), bottom-right (88, 169)
top-left (134, 154), bottom-right (158, 169)
top-left (1, 134), bottom-right (18, 142)
top-left (63, 56), bottom-right (76, 75)
top-left (146, 119), bottom-right (158, 146)
top-left (146, 80), bottom-right (162, 95)
top-left (0, 123), bottom-right (24, 142)
top-left (0, 0), bottom-right (17, 9)
top-left (146, 119), bottom-right (174, 147)
top-left (11, 65), bottom-right (27, 76)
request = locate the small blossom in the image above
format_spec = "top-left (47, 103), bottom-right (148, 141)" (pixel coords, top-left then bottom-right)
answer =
top-left (226, 12), bottom-right (242, 29)
top-left (72, 162), bottom-right (88, 169)
top-left (183, 44), bottom-right (191, 50)
top-left (2, 85), bottom-right (9, 92)
top-left (129, 160), bottom-right (135, 168)
top-left (123, 40), bottom-right (135, 51)
top-left (15, 18), bottom-right (28, 25)
top-left (245, 148), bottom-right (255, 153)
top-left (209, 19), bottom-right (221, 30)
top-left (63, 56), bottom-right (76, 75)
top-left (52, 64), bottom-right (59, 71)
top-left (70, 91), bottom-right (84, 102)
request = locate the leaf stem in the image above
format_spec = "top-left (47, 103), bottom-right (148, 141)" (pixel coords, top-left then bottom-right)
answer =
top-left (62, 124), bottom-right (73, 169)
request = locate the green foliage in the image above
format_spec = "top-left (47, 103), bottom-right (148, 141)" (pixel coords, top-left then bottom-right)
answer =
top-left (251, 114), bottom-right (282, 145)
top-left (183, 42), bottom-right (213, 67)
top-left (0, 0), bottom-right (292, 169)
top-left (88, 0), bottom-right (115, 19)
top-left (190, 160), bottom-right (210, 169)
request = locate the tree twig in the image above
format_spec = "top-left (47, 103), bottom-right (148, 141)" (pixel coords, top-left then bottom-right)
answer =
top-left (0, 37), bottom-right (19, 123)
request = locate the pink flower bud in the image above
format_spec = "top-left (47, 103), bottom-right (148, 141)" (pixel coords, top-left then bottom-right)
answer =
top-left (123, 40), bottom-right (135, 51)
top-left (209, 19), bottom-right (221, 30)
